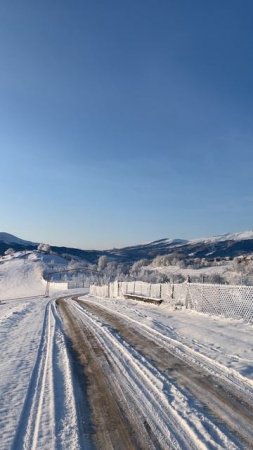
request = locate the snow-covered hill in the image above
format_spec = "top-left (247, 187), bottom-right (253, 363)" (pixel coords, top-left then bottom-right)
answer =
top-left (0, 255), bottom-right (45, 299)
top-left (0, 232), bottom-right (35, 246)
top-left (0, 251), bottom-right (69, 300)
top-left (1, 230), bottom-right (253, 263)
top-left (191, 230), bottom-right (253, 244)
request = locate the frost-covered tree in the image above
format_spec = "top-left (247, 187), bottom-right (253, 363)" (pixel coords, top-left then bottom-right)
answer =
top-left (37, 243), bottom-right (51, 253)
top-left (131, 259), bottom-right (149, 274)
top-left (152, 255), bottom-right (173, 267)
top-left (178, 259), bottom-right (186, 269)
top-left (4, 248), bottom-right (14, 256)
top-left (204, 273), bottom-right (226, 284)
top-left (98, 255), bottom-right (108, 271)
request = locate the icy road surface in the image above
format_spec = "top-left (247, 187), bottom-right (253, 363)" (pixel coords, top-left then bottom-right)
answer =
top-left (1, 294), bottom-right (253, 449)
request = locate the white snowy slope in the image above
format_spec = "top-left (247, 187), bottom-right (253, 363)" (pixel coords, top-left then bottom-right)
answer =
top-left (190, 230), bottom-right (253, 244)
top-left (0, 256), bottom-right (45, 299)
top-left (139, 238), bottom-right (188, 247)
top-left (0, 252), bottom-right (69, 300)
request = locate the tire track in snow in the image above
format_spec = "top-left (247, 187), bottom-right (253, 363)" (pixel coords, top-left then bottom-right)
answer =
top-left (11, 300), bottom-right (85, 450)
top-left (69, 300), bottom-right (238, 450)
top-left (83, 296), bottom-right (253, 402)
top-left (51, 302), bottom-right (93, 450)
top-left (78, 298), bottom-right (253, 448)
top-left (11, 302), bottom-right (54, 450)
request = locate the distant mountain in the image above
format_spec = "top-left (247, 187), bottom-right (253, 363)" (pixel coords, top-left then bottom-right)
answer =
top-left (1, 231), bottom-right (253, 262)
top-left (45, 232), bottom-right (253, 262)
top-left (173, 236), bottom-right (253, 260)
top-left (191, 231), bottom-right (253, 244)
top-left (0, 232), bottom-right (35, 246)
top-left (0, 233), bottom-right (36, 256)
top-left (106, 238), bottom-right (188, 262)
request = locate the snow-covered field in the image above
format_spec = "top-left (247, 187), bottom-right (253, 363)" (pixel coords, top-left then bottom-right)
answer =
top-left (1, 252), bottom-right (253, 449)
top-left (147, 259), bottom-right (252, 285)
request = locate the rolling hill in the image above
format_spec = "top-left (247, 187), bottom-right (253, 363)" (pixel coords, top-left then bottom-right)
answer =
top-left (1, 231), bottom-right (253, 263)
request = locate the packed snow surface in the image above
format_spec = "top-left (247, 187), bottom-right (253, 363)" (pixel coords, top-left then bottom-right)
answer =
top-left (84, 295), bottom-right (253, 380)
top-left (0, 293), bottom-right (91, 450)
top-left (0, 296), bottom-right (48, 449)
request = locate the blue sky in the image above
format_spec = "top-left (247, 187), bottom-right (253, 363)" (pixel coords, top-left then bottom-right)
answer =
top-left (0, 1), bottom-right (252, 249)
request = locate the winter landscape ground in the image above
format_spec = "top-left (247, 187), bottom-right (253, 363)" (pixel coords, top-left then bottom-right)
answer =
top-left (1, 236), bottom-right (253, 449)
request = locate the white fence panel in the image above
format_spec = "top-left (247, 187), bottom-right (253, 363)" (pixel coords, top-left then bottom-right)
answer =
top-left (119, 281), bottom-right (128, 296)
top-left (124, 281), bottom-right (163, 299)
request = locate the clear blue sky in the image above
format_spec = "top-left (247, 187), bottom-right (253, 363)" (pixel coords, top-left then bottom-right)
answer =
top-left (0, 1), bottom-right (252, 249)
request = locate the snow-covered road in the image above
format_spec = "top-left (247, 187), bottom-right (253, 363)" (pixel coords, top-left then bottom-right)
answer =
top-left (64, 297), bottom-right (253, 449)
top-left (1, 293), bottom-right (253, 449)
top-left (82, 295), bottom-right (253, 380)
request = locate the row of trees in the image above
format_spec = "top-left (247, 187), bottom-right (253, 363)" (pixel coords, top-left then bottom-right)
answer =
top-left (6, 241), bottom-right (251, 286)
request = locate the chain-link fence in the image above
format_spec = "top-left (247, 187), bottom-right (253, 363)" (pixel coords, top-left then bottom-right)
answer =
top-left (89, 281), bottom-right (253, 322)
top-left (186, 283), bottom-right (253, 321)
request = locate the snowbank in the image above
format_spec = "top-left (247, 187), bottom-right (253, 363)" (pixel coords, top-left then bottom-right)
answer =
top-left (0, 258), bottom-right (45, 299)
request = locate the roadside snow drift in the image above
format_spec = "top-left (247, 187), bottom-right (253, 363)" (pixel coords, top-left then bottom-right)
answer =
top-left (0, 256), bottom-right (45, 299)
